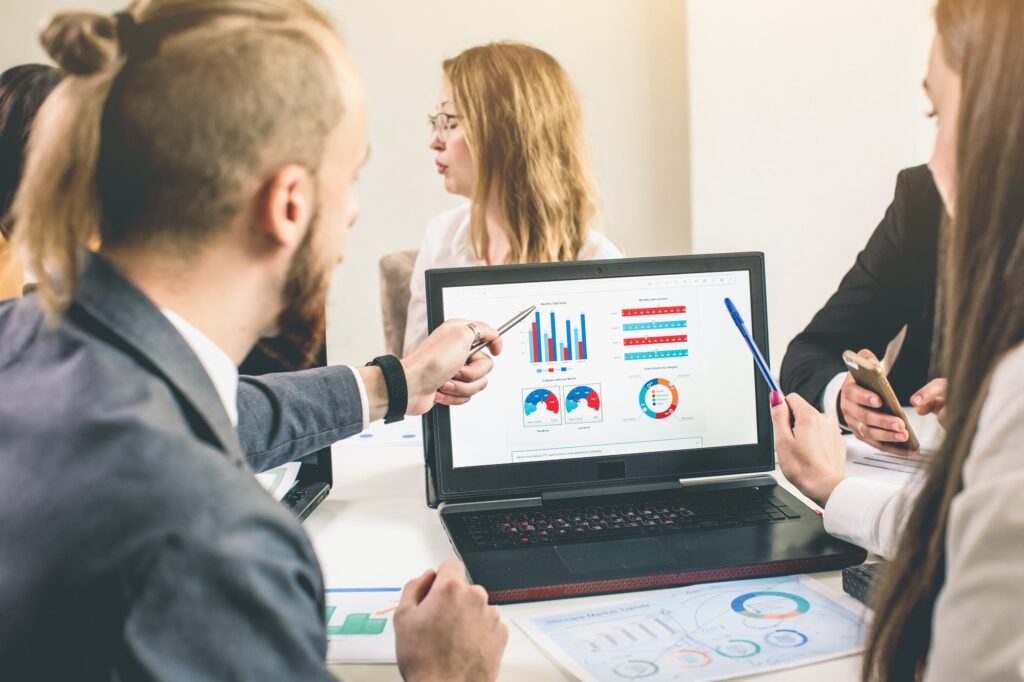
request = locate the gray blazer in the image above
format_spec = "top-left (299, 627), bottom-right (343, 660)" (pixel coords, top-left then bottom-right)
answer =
top-left (0, 253), bottom-right (363, 680)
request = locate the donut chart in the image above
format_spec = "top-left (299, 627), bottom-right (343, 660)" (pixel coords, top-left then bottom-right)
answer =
top-left (639, 378), bottom-right (679, 419)
top-left (730, 591), bottom-right (810, 619)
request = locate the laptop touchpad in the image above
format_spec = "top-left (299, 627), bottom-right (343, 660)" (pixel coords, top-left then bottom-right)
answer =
top-left (556, 539), bottom-right (675, 575)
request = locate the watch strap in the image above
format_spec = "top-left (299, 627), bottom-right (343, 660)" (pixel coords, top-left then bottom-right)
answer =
top-left (365, 354), bottom-right (407, 424)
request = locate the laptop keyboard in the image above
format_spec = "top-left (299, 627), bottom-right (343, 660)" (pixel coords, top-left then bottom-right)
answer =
top-left (460, 488), bottom-right (803, 551)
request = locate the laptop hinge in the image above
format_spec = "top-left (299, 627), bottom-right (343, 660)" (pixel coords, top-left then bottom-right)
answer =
top-left (540, 472), bottom-right (776, 503)
top-left (677, 472), bottom-right (775, 489)
top-left (439, 496), bottom-right (543, 513)
top-left (542, 480), bottom-right (682, 503)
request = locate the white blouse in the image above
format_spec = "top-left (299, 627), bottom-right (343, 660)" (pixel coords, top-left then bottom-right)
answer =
top-left (823, 342), bottom-right (1024, 681)
top-left (403, 204), bottom-right (623, 355)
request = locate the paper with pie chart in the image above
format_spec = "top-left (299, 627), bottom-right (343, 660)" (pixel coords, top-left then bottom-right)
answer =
top-left (517, 575), bottom-right (866, 682)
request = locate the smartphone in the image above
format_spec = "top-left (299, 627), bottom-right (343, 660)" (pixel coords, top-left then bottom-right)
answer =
top-left (842, 350), bottom-right (920, 451)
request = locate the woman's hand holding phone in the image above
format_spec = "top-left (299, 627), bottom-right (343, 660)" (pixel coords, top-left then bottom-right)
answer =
top-left (839, 349), bottom-right (912, 452)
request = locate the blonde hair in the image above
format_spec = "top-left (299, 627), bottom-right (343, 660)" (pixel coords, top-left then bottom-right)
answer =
top-left (11, 0), bottom-right (345, 313)
top-left (443, 42), bottom-right (598, 264)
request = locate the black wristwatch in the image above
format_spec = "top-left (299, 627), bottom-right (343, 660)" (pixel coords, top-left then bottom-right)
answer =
top-left (365, 354), bottom-right (408, 424)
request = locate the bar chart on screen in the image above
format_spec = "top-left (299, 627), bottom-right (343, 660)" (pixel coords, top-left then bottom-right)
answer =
top-left (621, 305), bottom-right (689, 362)
top-left (527, 308), bottom-right (589, 365)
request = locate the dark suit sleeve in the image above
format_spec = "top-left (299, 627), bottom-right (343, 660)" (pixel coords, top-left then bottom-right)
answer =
top-left (780, 166), bottom-right (941, 406)
top-left (236, 365), bottom-right (364, 472)
top-left (120, 507), bottom-right (335, 681)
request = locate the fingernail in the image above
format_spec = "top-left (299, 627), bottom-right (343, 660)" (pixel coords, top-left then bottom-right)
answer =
top-left (769, 390), bottom-right (783, 407)
top-left (893, 422), bottom-right (903, 431)
top-left (911, 396), bottom-right (921, 406)
top-left (872, 399), bottom-right (880, 407)
top-left (443, 382), bottom-right (455, 392)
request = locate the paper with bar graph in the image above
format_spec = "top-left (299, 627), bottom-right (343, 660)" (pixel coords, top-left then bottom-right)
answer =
top-left (324, 585), bottom-right (402, 663)
top-left (517, 575), bottom-right (867, 681)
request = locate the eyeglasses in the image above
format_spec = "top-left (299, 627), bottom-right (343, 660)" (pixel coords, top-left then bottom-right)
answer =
top-left (428, 112), bottom-right (461, 143)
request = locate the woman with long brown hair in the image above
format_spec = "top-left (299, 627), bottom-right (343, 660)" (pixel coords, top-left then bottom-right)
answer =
top-left (0, 64), bottom-right (63, 298)
top-left (403, 42), bottom-right (621, 353)
top-left (772, 0), bottom-right (1024, 679)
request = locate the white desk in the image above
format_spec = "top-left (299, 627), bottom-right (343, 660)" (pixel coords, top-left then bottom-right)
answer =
top-left (308, 426), bottom-right (865, 681)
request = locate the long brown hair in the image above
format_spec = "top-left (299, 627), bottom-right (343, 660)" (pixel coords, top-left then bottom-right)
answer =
top-left (10, 0), bottom-right (344, 314)
top-left (863, 0), bottom-right (1024, 679)
top-left (443, 42), bottom-right (598, 264)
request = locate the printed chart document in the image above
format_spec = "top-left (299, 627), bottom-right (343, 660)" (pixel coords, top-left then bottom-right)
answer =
top-left (254, 462), bottom-right (300, 501)
top-left (335, 418), bottom-right (424, 450)
top-left (517, 575), bottom-right (866, 682)
top-left (844, 412), bottom-right (941, 487)
top-left (324, 584), bottom-right (402, 663)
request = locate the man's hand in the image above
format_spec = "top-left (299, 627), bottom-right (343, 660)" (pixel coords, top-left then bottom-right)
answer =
top-left (401, 319), bottom-right (503, 416)
top-left (394, 560), bottom-right (508, 682)
top-left (910, 378), bottom-right (947, 425)
top-left (772, 392), bottom-right (847, 507)
top-left (838, 349), bottom-right (910, 451)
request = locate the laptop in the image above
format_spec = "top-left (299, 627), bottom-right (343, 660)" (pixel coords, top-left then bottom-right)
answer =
top-left (240, 339), bottom-right (333, 521)
top-left (422, 253), bottom-right (866, 603)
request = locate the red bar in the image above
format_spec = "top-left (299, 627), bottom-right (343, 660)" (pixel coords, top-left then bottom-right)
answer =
top-left (621, 306), bottom-right (686, 317)
top-left (578, 341), bottom-right (584, 360)
top-left (624, 334), bottom-right (688, 346)
top-left (531, 323), bottom-right (539, 363)
top-left (548, 338), bottom-right (554, 362)
top-left (563, 347), bottom-right (569, 361)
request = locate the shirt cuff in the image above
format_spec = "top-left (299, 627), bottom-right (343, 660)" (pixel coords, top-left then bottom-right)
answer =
top-left (821, 371), bottom-right (848, 429)
top-left (823, 477), bottom-right (901, 557)
top-left (347, 366), bottom-right (371, 430)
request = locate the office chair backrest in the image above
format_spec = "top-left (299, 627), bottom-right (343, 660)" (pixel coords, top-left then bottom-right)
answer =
top-left (379, 249), bottom-right (418, 357)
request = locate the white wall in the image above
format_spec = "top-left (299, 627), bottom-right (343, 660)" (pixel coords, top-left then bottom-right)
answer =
top-left (686, 0), bottom-right (936, 371)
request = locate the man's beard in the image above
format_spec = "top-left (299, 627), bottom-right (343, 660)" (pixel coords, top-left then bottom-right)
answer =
top-left (254, 217), bottom-right (331, 371)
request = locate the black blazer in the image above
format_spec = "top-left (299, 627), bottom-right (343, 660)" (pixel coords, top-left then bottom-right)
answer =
top-left (780, 165), bottom-right (945, 406)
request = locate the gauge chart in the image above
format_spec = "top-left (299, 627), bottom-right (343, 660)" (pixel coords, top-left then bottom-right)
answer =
top-left (523, 388), bottom-right (562, 427)
top-left (564, 384), bottom-right (603, 424)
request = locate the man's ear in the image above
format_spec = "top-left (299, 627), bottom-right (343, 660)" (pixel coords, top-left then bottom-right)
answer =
top-left (255, 164), bottom-right (315, 249)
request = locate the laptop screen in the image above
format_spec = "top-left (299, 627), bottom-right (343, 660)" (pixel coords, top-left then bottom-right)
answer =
top-left (423, 253), bottom-right (774, 505)
top-left (441, 269), bottom-right (758, 469)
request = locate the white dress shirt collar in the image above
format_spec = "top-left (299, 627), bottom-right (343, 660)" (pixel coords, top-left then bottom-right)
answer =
top-left (161, 308), bottom-right (240, 427)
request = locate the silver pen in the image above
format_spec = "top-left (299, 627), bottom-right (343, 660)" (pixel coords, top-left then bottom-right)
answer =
top-left (467, 304), bottom-right (537, 360)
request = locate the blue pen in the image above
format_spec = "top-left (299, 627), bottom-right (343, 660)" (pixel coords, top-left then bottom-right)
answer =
top-left (724, 298), bottom-right (781, 394)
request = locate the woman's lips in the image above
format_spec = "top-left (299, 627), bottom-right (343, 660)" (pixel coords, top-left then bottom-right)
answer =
top-left (436, 162), bottom-right (448, 175)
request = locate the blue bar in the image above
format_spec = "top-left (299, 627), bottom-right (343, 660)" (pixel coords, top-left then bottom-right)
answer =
top-left (622, 320), bottom-right (687, 331)
top-left (565, 320), bottom-right (572, 360)
top-left (550, 312), bottom-right (557, 362)
top-left (574, 328), bottom-right (579, 360)
top-left (624, 349), bottom-right (689, 361)
top-left (534, 311), bottom-right (541, 363)
top-left (581, 314), bottom-right (588, 360)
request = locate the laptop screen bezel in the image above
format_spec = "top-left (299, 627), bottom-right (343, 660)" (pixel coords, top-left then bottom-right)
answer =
top-left (423, 253), bottom-right (774, 504)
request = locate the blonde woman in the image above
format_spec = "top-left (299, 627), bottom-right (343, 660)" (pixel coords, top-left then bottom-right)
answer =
top-left (403, 42), bottom-right (621, 354)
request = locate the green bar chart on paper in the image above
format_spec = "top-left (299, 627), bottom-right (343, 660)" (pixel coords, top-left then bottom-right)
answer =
top-left (326, 606), bottom-right (388, 635)
top-left (324, 585), bottom-right (402, 663)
